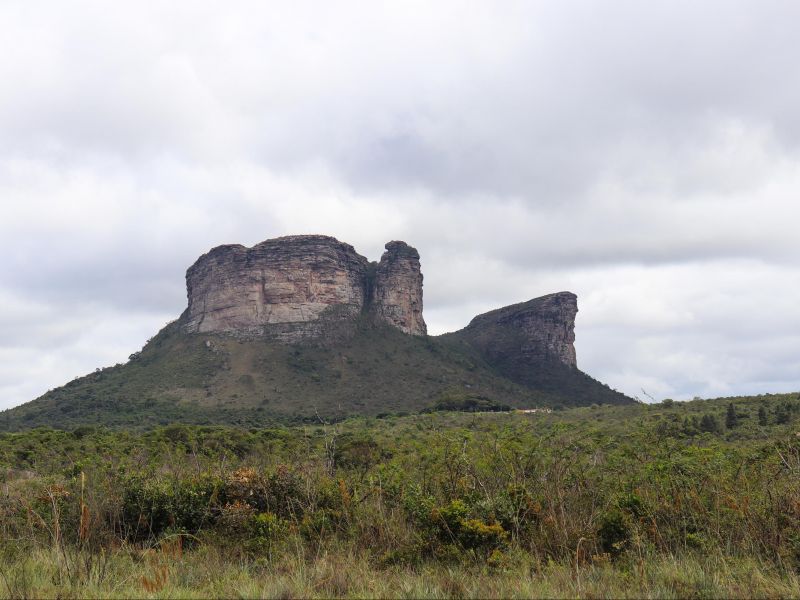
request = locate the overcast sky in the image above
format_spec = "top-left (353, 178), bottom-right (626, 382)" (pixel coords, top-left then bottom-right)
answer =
top-left (2, 0), bottom-right (799, 409)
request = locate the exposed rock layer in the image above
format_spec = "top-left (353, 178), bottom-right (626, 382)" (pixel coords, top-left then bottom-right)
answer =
top-left (371, 241), bottom-right (427, 335)
top-left (454, 292), bottom-right (578, 368)
top-left (183, 235), bottom-right (426, 339)
top-left (441, 291), bottom-right (594, 401)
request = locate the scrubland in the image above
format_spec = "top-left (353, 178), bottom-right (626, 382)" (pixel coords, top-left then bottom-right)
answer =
top-left (2, 393), bottom-right (799, 598)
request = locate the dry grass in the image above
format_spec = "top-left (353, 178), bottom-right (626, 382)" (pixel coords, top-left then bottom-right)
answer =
top-left (1, 545), bottom-right (799, 599)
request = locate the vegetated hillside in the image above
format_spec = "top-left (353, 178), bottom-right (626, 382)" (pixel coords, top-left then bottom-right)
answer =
top-left (0, 316), bottom-right (628, 431)
top-left (1, 392), bottom-right (800, 598)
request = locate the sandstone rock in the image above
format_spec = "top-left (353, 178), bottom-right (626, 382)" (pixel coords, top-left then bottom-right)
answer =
top-left (372, 241), bottom-right (427, 336)
top-left (455, 292), bottom-right (578, 368)
top-left (183, 234), bottom-right (426, 340)
top-left (184, 235), bottom-right (369, 340)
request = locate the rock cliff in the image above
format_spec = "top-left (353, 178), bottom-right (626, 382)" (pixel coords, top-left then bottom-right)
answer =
top-left (440, 291), bottom-right (610, 403)
top-left (183, 235), bottom-right (427, 339)
top-left (457, 292), bottom-right (578, 368)
top-left (371, 241), bottom-right (427, 336)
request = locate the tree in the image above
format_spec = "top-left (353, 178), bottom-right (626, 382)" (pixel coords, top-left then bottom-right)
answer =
top-left (725, 403), bottom-right (739, 429)
top-left (682, 416), bottom-right (699, 436)
top-left (775, 403), bottom-right (792, 425)
top-left (758, 405), bottom-right (768, 426)
top-left (699, 414), bottom-right (720, 434)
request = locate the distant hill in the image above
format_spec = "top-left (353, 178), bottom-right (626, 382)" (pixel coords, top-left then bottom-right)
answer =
top-left (0, 235), bottom-right (631, 430)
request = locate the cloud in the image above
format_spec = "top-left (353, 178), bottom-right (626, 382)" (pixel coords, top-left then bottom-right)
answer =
top-left (1, 0), bottom-right (799, 408)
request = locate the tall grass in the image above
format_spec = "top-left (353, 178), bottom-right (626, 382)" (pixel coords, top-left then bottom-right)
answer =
top-left (2, 545), bottom-right (799, 599)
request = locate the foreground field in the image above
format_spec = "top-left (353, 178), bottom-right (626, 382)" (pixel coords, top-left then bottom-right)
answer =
top-left (4, 549), bottom-right (800, 599)
top-left (1, 392), bottom-right (799, 598)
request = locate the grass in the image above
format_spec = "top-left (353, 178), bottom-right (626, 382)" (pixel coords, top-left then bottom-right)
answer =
top-left (2, 546), bottom-right (799, 598)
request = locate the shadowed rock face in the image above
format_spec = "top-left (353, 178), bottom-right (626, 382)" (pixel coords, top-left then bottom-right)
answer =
top-left (454, 292), bottom-right (578, 368)
top-left (440, 292), bottom-right (631, 406)
top-left (183, 235), bottom-right (426, 340)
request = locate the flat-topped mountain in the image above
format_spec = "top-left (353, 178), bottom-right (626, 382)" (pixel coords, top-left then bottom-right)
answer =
top-left (0, 235), bottom-right (630, 430)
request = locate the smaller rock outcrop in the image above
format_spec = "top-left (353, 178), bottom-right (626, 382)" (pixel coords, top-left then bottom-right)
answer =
top-left (446, 291), bottom-right (632, 406)
top-left (459, 292), bottom-right (578, 368)
top-left (372, 241), bottom-right (427, 336)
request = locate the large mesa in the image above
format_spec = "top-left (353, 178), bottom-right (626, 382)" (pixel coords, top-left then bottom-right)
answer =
top-left (182, 234), bottom-right (427, 340)
top-left (1, 239), bottom-right (633, 432)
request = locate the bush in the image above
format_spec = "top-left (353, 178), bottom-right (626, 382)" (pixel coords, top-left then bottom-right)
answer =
top-left (247, 512), bottom-right (288, 555)
top-left (597, 511), bottom-right (629, 557)
top-left (699, 414), bottom-right (721, 434)
top-left (427, 391), bottom-right (511, 413)
top-left (120, 476), bottom-right (218, 542)
top-left (725, 403), bottom-right (739, 429)
top-left (431, 499), bottom-right (508, 559)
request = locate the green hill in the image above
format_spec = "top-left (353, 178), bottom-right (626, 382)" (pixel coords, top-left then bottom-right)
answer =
top-left (0, 315), bottom-right (630, 431)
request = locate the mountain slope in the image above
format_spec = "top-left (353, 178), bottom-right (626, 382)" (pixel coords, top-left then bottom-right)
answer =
top-left (0, 317), bottom-right (630, 431)
top-left (0, 235), bottom-right (632, 430)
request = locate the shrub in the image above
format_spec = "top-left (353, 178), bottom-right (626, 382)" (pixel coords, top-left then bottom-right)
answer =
top-left (699, 414), bottom-right (721, 434)
top-left (120, 476), bottom-right (218, 542)
top-left (597, 511), bottom-right (629, 557)
top-left (334, 436), bottom-right (386, 475)
top-left (247, 511), bottom-right (288, 555)
top-left (427, 391), bottom-right (511, 413)
top-left (431, 499), bottom-right (508, 559)
top-left (725, 403), bottom-right (739, 429)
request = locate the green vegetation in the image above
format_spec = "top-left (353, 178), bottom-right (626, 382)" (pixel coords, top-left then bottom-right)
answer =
top-left (426, 389), bottom-right (511, 413)
top-left (1, 391), bottom-right (800, 598)
top-left (0, 319), bottom-right (630, 431)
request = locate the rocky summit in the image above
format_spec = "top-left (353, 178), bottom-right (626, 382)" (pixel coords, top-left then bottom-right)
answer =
top-left (0, 234), bottom-right (632, 431)
top-left (184, 235), bottom-right (426, 340)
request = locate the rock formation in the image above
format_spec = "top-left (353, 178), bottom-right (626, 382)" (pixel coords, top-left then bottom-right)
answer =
top-left (452, 292), bottom-right (578, 368)
top-left (371, 241), bottom-right (427, 336)
top-left (183, 235), bottom-right (427, 340)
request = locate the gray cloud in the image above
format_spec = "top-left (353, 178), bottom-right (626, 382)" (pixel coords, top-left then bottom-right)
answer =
top-left (1, 0), bottom-right (799, 409)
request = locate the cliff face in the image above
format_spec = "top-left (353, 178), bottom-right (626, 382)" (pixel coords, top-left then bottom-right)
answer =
top-left (183, 235), bottom-right (426, 340)
top-left (372, 241), bottom-right (427, 336)
top-left (459, 292), bottom-right (578, 368)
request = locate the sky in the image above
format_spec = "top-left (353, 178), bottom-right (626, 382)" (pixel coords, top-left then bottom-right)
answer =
top-left (2, 0), bottom-right (799, 409)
